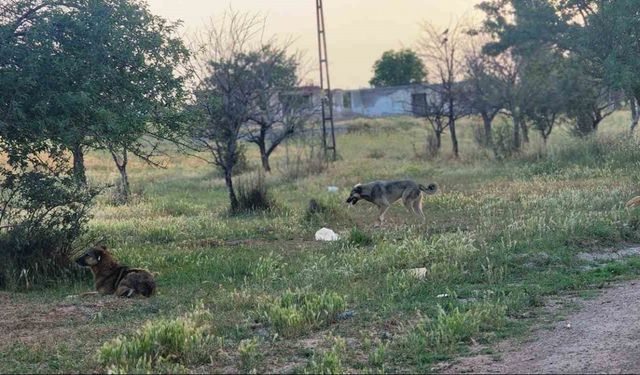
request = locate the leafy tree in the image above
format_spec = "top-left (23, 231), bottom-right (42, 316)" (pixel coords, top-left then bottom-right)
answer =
top-left (369, 49), bottom-right (426, 87)
top-left (477, 0), bottom-right (626, 133)
top-left (463, 37), bottom-right (504, 152)
top-left (520, 49), bottom-right (566, 144)
top-left (1, 0), bottom-right (189, 197)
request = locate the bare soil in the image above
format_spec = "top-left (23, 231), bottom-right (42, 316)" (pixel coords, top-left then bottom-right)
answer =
top-left (440, 281), bottom-right (640, 374)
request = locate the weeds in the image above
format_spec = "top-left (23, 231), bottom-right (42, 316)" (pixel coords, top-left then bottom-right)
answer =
top-left (304, 337), bottom-right (346, 375)
top-left (238, 337), bottom-right (262, 373)
top-left (98, 303), bottom-right (222, 373)
top-left (257, 290), bottom-right (346, 337)
top-left (236, 172), bottom-right (275, 213)
top-left (345, 227), bottom-right (374, 247)
top-left (403, 302), bottom-right (507, 365)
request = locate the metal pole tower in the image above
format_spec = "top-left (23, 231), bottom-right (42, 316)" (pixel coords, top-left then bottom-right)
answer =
top-left (315, 0), bottom-right (337, 161)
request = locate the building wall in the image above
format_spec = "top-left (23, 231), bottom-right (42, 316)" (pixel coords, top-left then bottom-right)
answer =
top-left (333, 84), bottom-right (439, 119)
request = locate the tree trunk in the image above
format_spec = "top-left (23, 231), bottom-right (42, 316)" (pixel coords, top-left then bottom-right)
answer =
top-left (72, 143), bottom-right (87, 185)
top-left (630, 96), bottom-right (639, 133)
top-left (520, 119), bottom-right (529, 143)
top-left (116, 163), bottom-right (130, 203)
top-left (481, 112), bottom-right (494, 149)
top-left (259, 143), bottom-right (271, 172)
top-left (435, 130), bottom-right (442, 150)
top-left (450, 119), bottom-right (459, 157)
top-left (224, 169), bottom-right (239, 212)
top-left (512, 115), bottom-right (521, 150)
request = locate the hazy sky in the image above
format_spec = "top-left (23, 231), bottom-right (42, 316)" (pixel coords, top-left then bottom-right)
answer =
top-left (147, 1), bottom-right (482, 89)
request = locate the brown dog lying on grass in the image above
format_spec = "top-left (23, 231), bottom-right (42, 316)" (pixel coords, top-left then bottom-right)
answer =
top-left (76, 245), bottom-right (155, 297)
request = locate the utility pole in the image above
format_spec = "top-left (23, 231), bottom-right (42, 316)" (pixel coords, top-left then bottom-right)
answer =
top-left (315, 0), bottom-right (337, 161)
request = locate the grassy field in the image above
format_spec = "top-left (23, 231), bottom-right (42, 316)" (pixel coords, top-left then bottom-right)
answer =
top-left (4, 112), bottom-right (640, 373)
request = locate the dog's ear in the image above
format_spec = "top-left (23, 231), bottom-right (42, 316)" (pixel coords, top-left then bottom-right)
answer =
top-left (97, 244), bottom-right (107, 251)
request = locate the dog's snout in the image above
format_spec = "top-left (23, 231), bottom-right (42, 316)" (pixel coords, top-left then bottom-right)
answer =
top-left (75, 254), bottom-right (88, 266)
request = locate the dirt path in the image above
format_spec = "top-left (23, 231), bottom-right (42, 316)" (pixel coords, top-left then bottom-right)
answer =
top-left (441, 281), bottom-right (640, 374)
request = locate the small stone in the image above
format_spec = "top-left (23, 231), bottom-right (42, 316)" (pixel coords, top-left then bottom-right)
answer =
top-left (337, 310), bottom-right (356, 320)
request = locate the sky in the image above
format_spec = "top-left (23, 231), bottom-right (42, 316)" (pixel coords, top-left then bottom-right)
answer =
top-left (147, 0), bottom-right (483, 89)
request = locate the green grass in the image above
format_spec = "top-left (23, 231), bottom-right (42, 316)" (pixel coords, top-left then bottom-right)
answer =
top-left (4, 112), bottom-right (640, 373)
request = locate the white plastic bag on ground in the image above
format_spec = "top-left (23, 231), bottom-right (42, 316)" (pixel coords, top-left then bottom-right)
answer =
top-left (315, 227), bottom-right (340, 241)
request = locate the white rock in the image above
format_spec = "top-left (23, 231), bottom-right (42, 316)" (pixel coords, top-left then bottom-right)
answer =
top-left (315, 227), bottom-right (340, 241)
top-left (327, 186), bottom-right (339, 193)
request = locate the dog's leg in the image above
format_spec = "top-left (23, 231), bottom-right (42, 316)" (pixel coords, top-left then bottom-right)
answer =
top-left (403, 197), bottom-right (416, 215)
top-left (116, 285), bottom-right (135, 298)
top-left (413, 196), bottom-right (425, 223)
top-left (376, 203), bottom-right (390, 226)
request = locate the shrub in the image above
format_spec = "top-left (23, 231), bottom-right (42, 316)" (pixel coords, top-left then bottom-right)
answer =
top-left (257, 290), bottom-right (346, 337)
top-left (492, 121), bottom-right (518, 159)
top-left (236, 172), bottom-right (275, 213)
top-left (303, 337), bottom-right (346, 375)
top-left (305, 198), bottom-right (335, 221)
top-left (403, 302), bottom-right (506, 363)
top-left (98, 303), bottom-right (222, 373)
top-left (0, 170), bottom-right (98, 290)
top-left (238, 337), bottom-right (262, 373)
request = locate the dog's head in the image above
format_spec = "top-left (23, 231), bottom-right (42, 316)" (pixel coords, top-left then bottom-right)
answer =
top-left (346, 183), bottom-right (363, 205)
top-left (76, 245), bottom-right (109, 267)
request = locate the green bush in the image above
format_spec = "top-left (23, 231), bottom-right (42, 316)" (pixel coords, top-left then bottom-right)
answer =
top-left (492, 121), bottom-right (518, 159)
top-left (257, 290), bottom-right (346, 337)
top-left (98, 303), bottom-right (222, 373)
top-left (0, 171), bottom-right (97, 290)
top-left (304, 337), bottom-right (346, 375)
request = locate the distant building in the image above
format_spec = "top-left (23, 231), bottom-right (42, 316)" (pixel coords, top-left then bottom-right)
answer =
top-left (287, 83), bottom-right (472, 120)
top-left (333, 84), bottom-right (442, 119)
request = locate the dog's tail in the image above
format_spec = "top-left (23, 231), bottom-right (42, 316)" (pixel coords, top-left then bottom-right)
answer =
top-left (419, 183), bottom-right (438, 195)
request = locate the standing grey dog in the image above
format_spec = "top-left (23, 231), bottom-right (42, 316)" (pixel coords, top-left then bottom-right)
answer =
top-left (346, 180), bottom-right (438, 225)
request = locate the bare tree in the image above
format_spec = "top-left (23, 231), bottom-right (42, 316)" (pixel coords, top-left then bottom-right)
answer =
top-left (243, 44), bottom-right (317, 172)
top-left (419, 21), bottom-right (466, 158)
top-left (188, 10), bottom-right (265, 212)
top-left (415, 87), bottom-right (449, 152)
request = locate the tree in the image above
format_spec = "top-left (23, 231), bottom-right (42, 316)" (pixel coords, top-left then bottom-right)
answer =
top-left (189, 11), bottom-right (263, 212)
top-left (477, 0), bottom-right (632, 134)
top-left (0, 0), bottom-right (98, 287)
top-left (244, 44), bottom-right (316, 172)
top-left (369, 49), bottom-right (426, 87)
top-left (419, 21), bottom-right (466, 158)
top-left (421, 88), bottom-right (449, 152)
top-left (463, 36), bottom-right (504, 152)
top-left (520, 49), bottom-right (565, 145)
top-left (0, 0), bottom-right (190, 197)
top-left (561, 57), bottom-right (614, 136)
